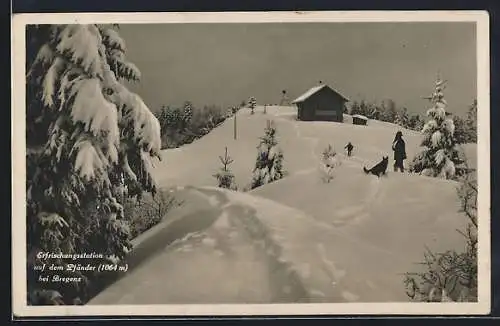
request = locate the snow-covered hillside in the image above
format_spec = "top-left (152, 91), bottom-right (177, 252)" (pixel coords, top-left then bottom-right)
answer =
top-left (90, 105), bottom-right (476, 304)
top-left (151, 106), bottom-right (476, 189)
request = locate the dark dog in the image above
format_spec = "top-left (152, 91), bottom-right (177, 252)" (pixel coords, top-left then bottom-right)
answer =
top-left (363, 156), bottom-right (389, 177)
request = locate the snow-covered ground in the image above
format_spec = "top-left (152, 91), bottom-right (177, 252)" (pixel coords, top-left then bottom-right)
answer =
top-left (89, 105), bottom-right (477, 304)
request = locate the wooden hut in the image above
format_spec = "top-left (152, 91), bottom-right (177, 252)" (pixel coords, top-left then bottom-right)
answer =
top-left (352, 114), bottom-right (368, 126)
top-left (292, 83), bottom-right (349, 122)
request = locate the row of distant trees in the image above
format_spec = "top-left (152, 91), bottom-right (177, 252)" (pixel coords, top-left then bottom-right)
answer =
top-left (155, 101), bottom-right (239, 149)
top-left (346, 98), bottom-right (477, 144)
top-left (155, 95), bottom-right (267, 149)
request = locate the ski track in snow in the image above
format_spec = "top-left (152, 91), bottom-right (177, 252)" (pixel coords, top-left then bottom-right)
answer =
top-left (188, 185), bottom-right (406, 304)
top-left (189, 187), bottom-right (310, 302)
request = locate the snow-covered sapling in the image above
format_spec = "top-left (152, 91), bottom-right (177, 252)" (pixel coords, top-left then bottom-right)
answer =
top-left (320, 144), bottom-right (340, 183)
top-left (250, 120), bottom-right (285, 189)
top-left (213, 147), bottom-right (237, 190)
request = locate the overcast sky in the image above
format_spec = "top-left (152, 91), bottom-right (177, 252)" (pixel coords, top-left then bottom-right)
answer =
top-left (119, 22), bottom-right (476, 115)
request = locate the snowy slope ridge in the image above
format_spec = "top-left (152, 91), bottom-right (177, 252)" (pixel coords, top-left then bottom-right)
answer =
top-left (89, 106), bottom-right (475, 304)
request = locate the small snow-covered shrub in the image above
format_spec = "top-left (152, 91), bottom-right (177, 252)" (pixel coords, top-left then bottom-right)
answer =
top-left (123, 190), bottom-right (181, 239)
top-left (320, 144), bottom-right (340, 183)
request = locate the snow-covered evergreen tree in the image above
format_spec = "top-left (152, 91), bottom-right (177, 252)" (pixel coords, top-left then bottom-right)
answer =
top-left (452, 115), bottom-right (469, 144)
top-left (248, 96), bottom-right (257, 115)
top-left (250, 120), bottom-right (285, 189)
top-left (26, 24), bottom-right (161, 304)
top-left (367, 104), bottom-right (378, 120)
top-left (396, 107), bottom-right (410, 128)
top-left (213, 147), bottom-right (237, 190)
top-left (156, 106), bottom-right (169, 132)
top-left (408, 113), bottom-right (424, 131)
top-left (349, 101), bottom-right (361, 115)
top-left (182, 101), bottom-right (193, 125)
top-left (159, 105), bottom-right (183, 131)
top-left (409, 77), bottom-right (465, 179)
top-left (383, 99), bottom-right (398, 123)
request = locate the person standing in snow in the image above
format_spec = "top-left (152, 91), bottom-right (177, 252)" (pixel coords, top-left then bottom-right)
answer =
top-left (392, 131), bottom-right (407, 172)
top-left (345, 142), bottom-right (354, 157)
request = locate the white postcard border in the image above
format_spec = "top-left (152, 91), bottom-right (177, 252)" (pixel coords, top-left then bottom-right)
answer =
top-left (11, 10), bottom-right (491, 317)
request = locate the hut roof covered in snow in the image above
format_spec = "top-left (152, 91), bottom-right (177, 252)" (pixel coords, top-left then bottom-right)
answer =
top-left (292, 84), bottom-right (349, 104)
top-left (352, 114), bottom-right (368, 120)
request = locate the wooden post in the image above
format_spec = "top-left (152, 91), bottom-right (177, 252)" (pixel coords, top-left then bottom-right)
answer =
top-left (233, 111), bottom-right (237, 140)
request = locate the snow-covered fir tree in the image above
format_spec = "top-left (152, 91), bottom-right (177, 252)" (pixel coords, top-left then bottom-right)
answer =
top-left (381, 99), bottom-right (398, 123)
top-left (250, 120), bottom-right (285, 189)
top-left (409, 76), bottom-right (466, 179)
top-left (213, 147), bottom-right (237, 190)
top-left (26, 24), bottom-right (161, 304)
top-left (182, 101), bottom-right (193, 127)
top-left (408, 113), bottom-right (424, 131)
top-left (158, 105), bottom-right (183, 131)
top-left (156, 106), bottom-right (169, 132)
top-left (248, 96), bottom-right (257, 115)
top-left (395, 107), bottom-right (410, 128)
top-left (349, 100), bottom-right (370, 116)
top-left (320, 144), bottom-right (340, 183)
top-left (348, 101), bottom-right (360, 115)
top-left (452, 114), bottom-right (469, 144)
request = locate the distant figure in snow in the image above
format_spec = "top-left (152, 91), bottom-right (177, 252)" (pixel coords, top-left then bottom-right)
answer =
top-left (345, 142), bottom-right (354, 157)
top-left (392, 131), bottom-right (407, 172)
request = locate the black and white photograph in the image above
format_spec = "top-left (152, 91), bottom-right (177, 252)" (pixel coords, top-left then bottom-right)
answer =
top-left (12, 11), bottom-right (490, 316)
